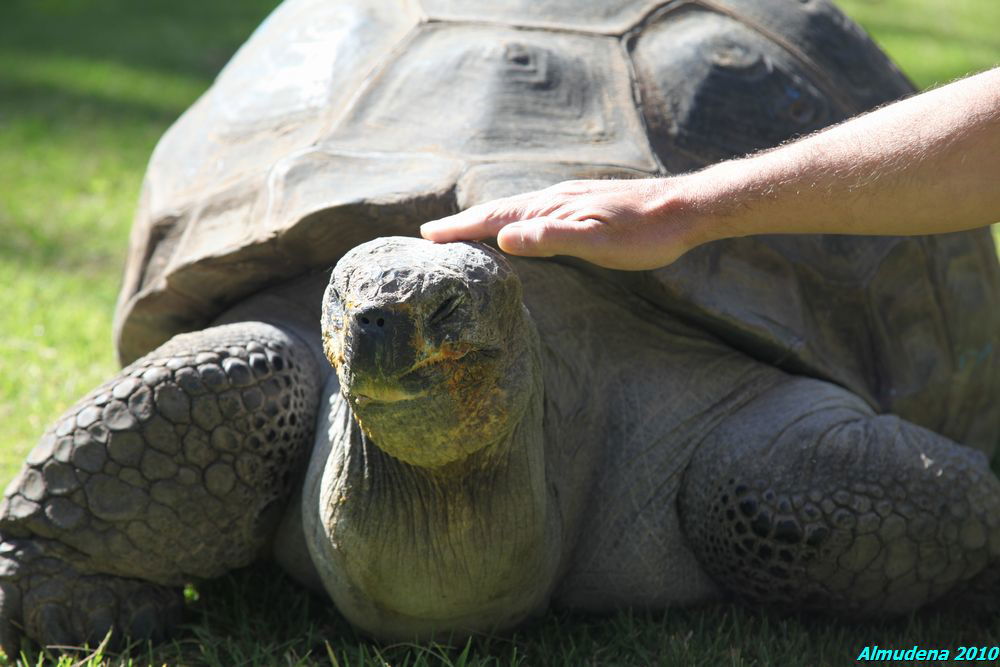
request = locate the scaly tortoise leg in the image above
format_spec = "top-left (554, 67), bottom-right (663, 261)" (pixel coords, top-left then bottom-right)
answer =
top-left (679, 376), bottom-right (1000, 615)
top-left (0, 321), bottom-right (321, 652)
top-left (0, 539), bottom-right (183, 652)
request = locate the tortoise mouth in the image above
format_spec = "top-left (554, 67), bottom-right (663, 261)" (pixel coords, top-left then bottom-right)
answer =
top-left (343, 341), bottom-right (519, 468)
top-left (403, 342), bottom-right (475, 373)
top-left (351, 386), bottom-right (427, 406)
top-left (344, 345), bottom-right (497, 407)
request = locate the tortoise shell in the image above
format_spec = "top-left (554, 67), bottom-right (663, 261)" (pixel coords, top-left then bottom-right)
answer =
top-left (114, 0), bottom-right (1000, 448)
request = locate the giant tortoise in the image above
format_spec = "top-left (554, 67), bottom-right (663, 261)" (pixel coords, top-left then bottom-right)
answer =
top-left (2, 0), bottom-right (999, 650)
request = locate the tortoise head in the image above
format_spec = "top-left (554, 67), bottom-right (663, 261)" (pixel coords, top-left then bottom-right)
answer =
top-left (323, 236), bottom-right (538, 468)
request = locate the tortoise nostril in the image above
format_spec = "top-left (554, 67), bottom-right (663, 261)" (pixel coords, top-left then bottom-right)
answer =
top-left (354, 309), bottom-right (397, 334)
top-left (348, 307), bottom-right (418, 373)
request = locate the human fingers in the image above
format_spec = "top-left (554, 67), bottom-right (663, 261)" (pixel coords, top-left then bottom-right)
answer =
top-left (420, 194), bottom-right (541, 242)
top-left (497, 216), bottom-right (690, 270)
top-left (495, 217), bottom-right (609, 261)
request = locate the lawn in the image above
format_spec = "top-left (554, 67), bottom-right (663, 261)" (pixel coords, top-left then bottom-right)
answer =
top-left (0, 0), bottom-right (998, 664)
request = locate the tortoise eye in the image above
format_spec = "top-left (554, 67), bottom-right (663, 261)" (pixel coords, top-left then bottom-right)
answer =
top-left (428, 295), bottom-right (461, 326)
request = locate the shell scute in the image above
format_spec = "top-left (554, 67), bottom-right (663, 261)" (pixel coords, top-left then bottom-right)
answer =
top-left (632, 7), bottom-right (837, 172)
top-left (323, 23), bottom-right (656, 170)
top-left (419, 0), bottom-right (663, 34)
top-left (697, 0), bottom-right (913, 106)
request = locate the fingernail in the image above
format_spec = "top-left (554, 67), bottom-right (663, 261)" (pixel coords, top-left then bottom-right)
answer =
top-left (498, 223), bottom-right (527, 251)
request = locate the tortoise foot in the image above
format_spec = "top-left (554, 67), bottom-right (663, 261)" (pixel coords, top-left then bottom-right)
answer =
top-left (0, 538), bottom-right (183, 656)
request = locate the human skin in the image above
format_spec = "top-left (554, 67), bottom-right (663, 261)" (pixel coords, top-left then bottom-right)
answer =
top-left (420, 67), bottom-right (1000, 271)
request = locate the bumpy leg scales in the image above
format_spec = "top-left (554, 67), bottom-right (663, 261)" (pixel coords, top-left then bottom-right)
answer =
top-left (0, 539), bottom-right (182, 651)
top-left (0, 322), bottom-right (321, 651)
top-left (679, 377), bottom-right (1000, 615)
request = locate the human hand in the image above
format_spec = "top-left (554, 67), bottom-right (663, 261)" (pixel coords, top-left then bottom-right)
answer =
top-left (419, 178), bottom-right (707, 271)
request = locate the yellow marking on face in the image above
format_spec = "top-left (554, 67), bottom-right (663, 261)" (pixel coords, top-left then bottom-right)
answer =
top-left (403, 340), bottom-right (475, 374)
top-left (439, 350), bottom-right (508, 443)
top-left (352, 385), bottom-right (424, 403)
top-left (322, 326), bottom-right (348, 370)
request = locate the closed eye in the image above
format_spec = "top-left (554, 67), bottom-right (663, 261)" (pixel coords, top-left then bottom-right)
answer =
top-left (428, 295), bottom-right (461, 325)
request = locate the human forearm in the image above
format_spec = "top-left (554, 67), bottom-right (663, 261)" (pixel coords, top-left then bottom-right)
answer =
top-left (688, 66), bottom-right (1000, 243)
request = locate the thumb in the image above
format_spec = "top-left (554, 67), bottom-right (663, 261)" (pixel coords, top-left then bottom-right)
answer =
top-left (496, 217), bottom-right (604, 259)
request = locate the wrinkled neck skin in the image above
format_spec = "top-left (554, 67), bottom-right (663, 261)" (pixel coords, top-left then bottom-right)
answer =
top-left (303, 311), bottom-right (562, 641)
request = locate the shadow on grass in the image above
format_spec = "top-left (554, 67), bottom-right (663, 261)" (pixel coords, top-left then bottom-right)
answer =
top-left (0, 0), bottom-right (279, 83)
top-left (0, 0), bottom-right (279, 281)
top-left (13, 561), bottom-right (998, 666)
top-left (0, 80), bottom-right (186, 133)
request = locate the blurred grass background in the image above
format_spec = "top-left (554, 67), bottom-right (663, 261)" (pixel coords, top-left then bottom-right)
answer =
top-left (0, 0), bottom-right (997, 664)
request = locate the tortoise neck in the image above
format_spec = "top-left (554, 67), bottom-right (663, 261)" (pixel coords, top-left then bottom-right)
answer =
top-left (311, 338), bottom-right (559, 638)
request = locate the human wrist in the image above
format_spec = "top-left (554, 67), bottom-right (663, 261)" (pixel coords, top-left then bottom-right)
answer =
top-left (644, 168), bottom-right (744, 253)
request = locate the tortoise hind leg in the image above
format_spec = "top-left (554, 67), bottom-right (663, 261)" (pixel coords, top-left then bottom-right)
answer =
top-left (679, 376), bottom-right (1000, 615)
top-left (0, 321), bottom-right (322, 652)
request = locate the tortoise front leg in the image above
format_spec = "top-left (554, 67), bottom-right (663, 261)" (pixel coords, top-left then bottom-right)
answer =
top-left (679, 376), bottom-right (1000, 615)
top-left (0, 322), bottom-right (322, 652)
top-left (0, 539), bottom-right (183, 652)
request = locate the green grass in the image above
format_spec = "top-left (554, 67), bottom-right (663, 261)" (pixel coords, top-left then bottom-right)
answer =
top-left (0, 0), bottom-right (282, 472)
top-left (0, 0), bottom-right (998, 664)
top-left (7, 563), bottom-right (1000, 666)
top-left (838, 0), bottom-right (1000, 89)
